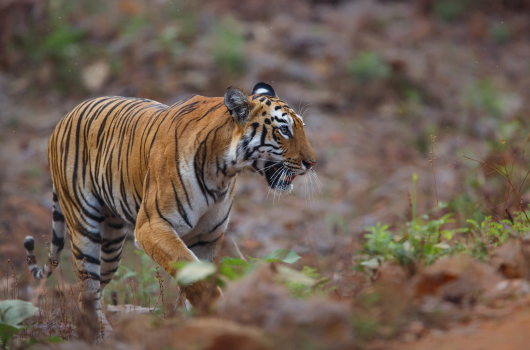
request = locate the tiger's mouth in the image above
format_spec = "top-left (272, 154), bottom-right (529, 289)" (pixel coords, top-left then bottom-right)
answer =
top-left (264, 161), bottom-right (297, 191)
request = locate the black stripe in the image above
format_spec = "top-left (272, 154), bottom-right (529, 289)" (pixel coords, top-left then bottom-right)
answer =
top-left (78, 270), bottom-right (101, 281)
top-left (71, 242), bottom-right (101, 265)
top-left (210, 202), bottom-right (233, 233)
top-left (171, 182), bottom-right (192, 228)
top-left (188, 233), bottom-right (224, 249)
top-left (52, 229), bottom-right (65, 251)
top-left (260, 125), bottom-right (267, 145)
top-left (52, 210), bottom-right (65, 222)
top-left (155, 196), bottom-right (175, 229)
top-left (101, 266), bottom-right (120, 276)
top-left (107, 222), bottom-right (125, 230)
top-left (76, 224), bottom-right (103, 244)
top-left (101, 251), bottom-right (122, 263)
top-left (102, 245), bottom-right (122, 254)
top-left (102, 234), bottom-right (127, 249)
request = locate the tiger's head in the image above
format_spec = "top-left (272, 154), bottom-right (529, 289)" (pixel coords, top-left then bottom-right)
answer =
top-left (224, 82), bottom-right (317, 192)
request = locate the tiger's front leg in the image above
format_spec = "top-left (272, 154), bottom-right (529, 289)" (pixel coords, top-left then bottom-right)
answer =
top-left (135, 202), bottom-right (222, 308)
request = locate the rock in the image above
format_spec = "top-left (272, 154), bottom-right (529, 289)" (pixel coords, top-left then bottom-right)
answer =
top-left (181, 70), bottom-right (209, 91)
top-left (413, 255), bottom-right (504, 305)
top-left (491, 238), bottom-right (530, 280)
top-left (81, 61), bottom-right (110, 92)
top-left (492, 279), bottom-right (530, 299)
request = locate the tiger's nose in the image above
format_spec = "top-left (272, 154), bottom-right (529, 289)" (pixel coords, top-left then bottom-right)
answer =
top-left (302, 159), bottom-right (316, 169)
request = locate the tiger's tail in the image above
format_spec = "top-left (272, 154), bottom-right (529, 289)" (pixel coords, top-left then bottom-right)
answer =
top-left (23, 190), bottom-right (66, 279)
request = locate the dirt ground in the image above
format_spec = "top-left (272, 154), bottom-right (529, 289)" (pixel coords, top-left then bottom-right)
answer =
top-left (2, 0), bottom-right (530, 348)
top-left (391, 302), bottom-right (530, 350)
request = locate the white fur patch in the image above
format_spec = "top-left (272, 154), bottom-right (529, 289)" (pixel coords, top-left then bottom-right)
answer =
top-left (254, 88), bottom-right (270, 95)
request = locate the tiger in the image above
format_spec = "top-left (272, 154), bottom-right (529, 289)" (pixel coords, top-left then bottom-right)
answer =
top-left (23, 82), bottom-right (317, 327)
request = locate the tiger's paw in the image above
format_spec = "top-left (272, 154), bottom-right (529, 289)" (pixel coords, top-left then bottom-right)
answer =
top-left (184, 281), bottom-right (223, 308)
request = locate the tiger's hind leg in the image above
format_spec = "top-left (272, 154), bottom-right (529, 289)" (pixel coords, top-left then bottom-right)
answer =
top-left (57, 193), bottom-right (111, 329)
top-left (99, 207), bottom-right (127, 300)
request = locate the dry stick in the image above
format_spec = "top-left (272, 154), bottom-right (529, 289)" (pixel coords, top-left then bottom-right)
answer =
top-left (462, 151), bottom-right (530, 225)
top-left (126, 277), bottom-right (135, 311)
top-left (231, 237), bottom-right (248, 263)
top-left (7, 260), bottom-right (18, 300)
top-left (174, 285), bottom-right (190, 312)
top-left (153, 266), bottom-right (166, 318)
top-left (5, 262), bottom-right (8, 300)
top-left (429, 135), bottom-right (441, 242)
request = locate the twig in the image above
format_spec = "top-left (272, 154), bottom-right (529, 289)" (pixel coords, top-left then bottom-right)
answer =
top-left (429, 135), bottom-right (441, 241)
top-left (231, 237), bottom-right (248, 262)
top-left (462, 147), bottom-right (530, 225)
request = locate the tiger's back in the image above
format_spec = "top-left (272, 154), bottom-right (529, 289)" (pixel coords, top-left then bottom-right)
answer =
top-left (49, 96), bottom-right (163, 228)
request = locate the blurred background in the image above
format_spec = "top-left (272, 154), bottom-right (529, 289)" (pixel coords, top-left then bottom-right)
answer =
top-left (1, 0), bottom-right (530, 301)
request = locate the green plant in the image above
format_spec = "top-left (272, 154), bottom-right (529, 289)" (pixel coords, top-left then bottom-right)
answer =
top-left (348, 51), bottom-right (391, 85)
top-left (105, 250), bottom-right (159, 307)
top-left (174, 249), bottom-right (327, 299)
top-left (285, 266), bottom-right (333, 299)
top-left (359, 204), bottom-right (530, 270)
top-left (491, 23), bottom-right (512, 44)
top-left (433, 0), bottom-right (468, 22)
top-left (397, 88), bottom-right (423, 120)
top-left (465, 78), bottom-right (505, 118)
top-left (360, 205), bottom-right (468, 271)
top-left (212, 17), bottom-right (246, 76)
top-left (0, 300), bottom-right (38, 349)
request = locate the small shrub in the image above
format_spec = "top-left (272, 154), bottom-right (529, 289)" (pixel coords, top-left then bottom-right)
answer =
top-left (465, 78), bottom-right (505, 118)
top-left (433, 0), bottom-right (468, 22)
top-left (0, 300), bottom-right (38, 349)
top-left (359, 207), bottom-right (530, 271)
top-left (212, 17), bottom-right (246, 76)
top-left (348, 51), bottom-right (391, 85)
top-left (105, 250), bottom-right (159, 307)
top-left (491, 23), bottom-right (513, 44)
top-left (174, 249), bottom-right (330, 299)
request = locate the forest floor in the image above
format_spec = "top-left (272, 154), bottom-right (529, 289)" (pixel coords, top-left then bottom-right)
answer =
top-left (2, 0), bottom-right (530, 349)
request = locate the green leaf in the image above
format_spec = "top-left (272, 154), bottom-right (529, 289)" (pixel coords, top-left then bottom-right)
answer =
top-left (263, 249), bottom-right (301, 264)
top-left (218, 264), bottom-right (238, 280)
top-left (360, 257), bottom-right (380, 269)
top-left (175, 261), bottom-right (216, 285)
top-left (27, 337), bottom-right (39, 345)
top-left (275, 266), bottom-right (316, 286)
top-left (45, 336), bottom-right (64, 343)
top-left (220, 257), bottom-right (249, 266)
top-left (0, 322), bottom-right (23, 347)
top-left (0, 300), bottom-right (38, 326)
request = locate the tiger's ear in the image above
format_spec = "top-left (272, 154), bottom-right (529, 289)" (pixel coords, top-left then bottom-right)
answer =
top-left (225, 86), bottom-right (253, 124)
top-left (252, 82), bottom-right (276, 97)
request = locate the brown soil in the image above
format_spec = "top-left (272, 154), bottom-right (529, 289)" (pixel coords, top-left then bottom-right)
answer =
top-left (391, 302), bottom-right (530, 350)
